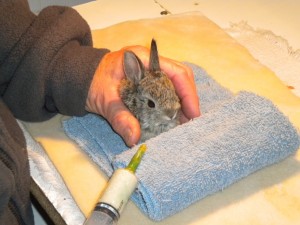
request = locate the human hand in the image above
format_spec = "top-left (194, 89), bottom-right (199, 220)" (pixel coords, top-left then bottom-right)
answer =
top-left (85, 46), bottom-right (200, 146)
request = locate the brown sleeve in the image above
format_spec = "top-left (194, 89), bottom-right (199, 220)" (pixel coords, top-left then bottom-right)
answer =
top-left (0, 0), bottom-right (109, 121)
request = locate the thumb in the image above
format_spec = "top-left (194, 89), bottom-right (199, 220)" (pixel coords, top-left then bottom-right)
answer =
top-left (105, 100), bottom-right (141, 147)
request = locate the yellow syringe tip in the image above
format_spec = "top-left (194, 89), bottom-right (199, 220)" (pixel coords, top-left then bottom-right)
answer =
top-left (138, 144), bottom-right (147, 153)
top-left (126, 144), bottom-right (147, 173)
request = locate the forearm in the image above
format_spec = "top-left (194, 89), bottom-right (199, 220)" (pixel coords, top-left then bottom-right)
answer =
top-left (0, 1), bottom-right (109, 121)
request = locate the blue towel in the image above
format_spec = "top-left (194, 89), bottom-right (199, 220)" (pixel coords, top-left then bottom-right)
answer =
top-left (63, 63), bottom-right (300, 221)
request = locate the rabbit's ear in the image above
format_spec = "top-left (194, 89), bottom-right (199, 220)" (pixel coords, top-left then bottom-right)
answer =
top-left (149, 39), bottom-right (161, 72)
top-left (123, 51), bottom-right (144, 84)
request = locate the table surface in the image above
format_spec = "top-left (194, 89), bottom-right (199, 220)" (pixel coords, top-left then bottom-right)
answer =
top-left (74, 0), bottom-right (300, 50)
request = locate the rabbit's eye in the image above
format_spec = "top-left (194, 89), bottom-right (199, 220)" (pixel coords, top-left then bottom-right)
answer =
top-left (147, 100), bottom-right (155, 108)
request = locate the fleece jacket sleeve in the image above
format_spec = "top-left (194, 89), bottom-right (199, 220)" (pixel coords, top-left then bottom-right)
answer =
top-left (0, 0), bottom-right (110, 121)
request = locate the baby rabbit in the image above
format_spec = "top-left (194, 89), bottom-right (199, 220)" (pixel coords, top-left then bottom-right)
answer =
top-left (119, 39), bottom-right (181, 142)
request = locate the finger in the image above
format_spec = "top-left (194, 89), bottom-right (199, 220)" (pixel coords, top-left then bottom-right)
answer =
top-left (159, 59), bottom-right (200, 119)
top-left (179, 110), bottom-right (190, 124)
top-left (160, 57), bottom-right (196, 93)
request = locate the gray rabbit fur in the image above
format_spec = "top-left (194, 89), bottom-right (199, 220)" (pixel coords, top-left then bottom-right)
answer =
top-left (119, 39), bottom-right (181, 142)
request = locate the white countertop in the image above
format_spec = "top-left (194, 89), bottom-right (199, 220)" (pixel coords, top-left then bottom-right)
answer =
top-left (74, 0), bottom-right (300, 50)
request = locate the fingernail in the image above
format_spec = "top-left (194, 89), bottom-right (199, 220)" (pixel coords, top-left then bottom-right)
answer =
top-left (125, 127), bottom-right (133, 146)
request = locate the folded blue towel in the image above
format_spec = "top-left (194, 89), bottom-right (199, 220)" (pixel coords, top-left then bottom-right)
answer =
top-left (63, 63), bottom-right (300, 221)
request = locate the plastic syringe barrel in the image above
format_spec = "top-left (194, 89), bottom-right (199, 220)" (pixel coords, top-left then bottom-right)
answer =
top-left (84, 209), bottom-right (117, 225)
top-left (84, 144), bottom-right (146, 225)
